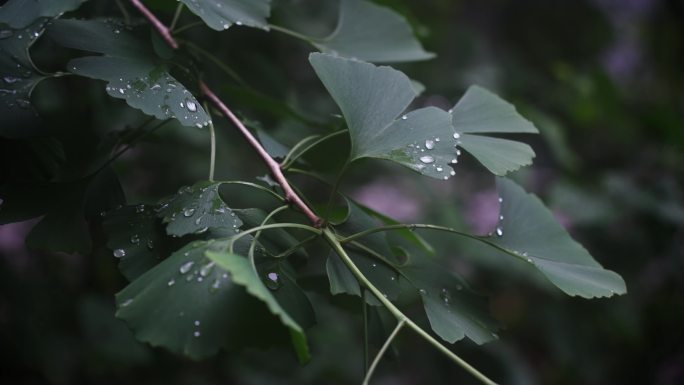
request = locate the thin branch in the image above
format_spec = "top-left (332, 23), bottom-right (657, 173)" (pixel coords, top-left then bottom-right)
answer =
top-left (130, 0), bottom-right (322, 227)
top-left (129, 0), bottom-right (179, 49)
top-left (203, 102), bottom-right (216, 181)
top-left (169, 3), bottom-right (184, 32)
top-left (362, 319), bottom-right (405, 385)
top-left (200, 82), bottom-right (323, 227)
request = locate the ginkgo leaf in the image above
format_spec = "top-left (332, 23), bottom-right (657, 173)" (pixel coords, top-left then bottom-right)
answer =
top-left (0, 0), bottom-right (86, 29)
top-left (180, 0), bottom-right (270, 31)
top-left (116, 239), bottom-right (298, 359)
top-left (156, 181), bottom-right (242, 237)
top-left (311, 0), bottom-right (433, 63)
top-left (309, 53), bottom-right (538, 179)
top-left (47, 19), bottom-right (211, 128)
top-left (488, 178), bottom-right (627, 298)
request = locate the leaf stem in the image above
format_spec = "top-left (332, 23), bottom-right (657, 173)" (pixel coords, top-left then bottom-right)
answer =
top-left (219, 181), bottom-right (285, 202)
top-left (267, 24), bottom-right (313, 42)
top-left (322, 228), bottom-right (498, 385)
top-left (362, 298), bottom-right (370, 375)
top-left (339, 223), bottom-right (526, 263)
top-left (200, 82), bottom-right (323, 227)
top-left (281, 129), bottom-right (348, 169)
top-left (362, 319), bottom-right (405, 385)
top-left (173, 21), bottom-right (205, 34)
top-left (129, 0), bottom-right (178, 49)
top-left (203, 102), bottom-right (216, 181)
top-left (230, 223), bottom-right (322, 254)
top-left (248, 205), bottom-right (290, 272)
top-left (169, 3), bottom-right (184, 32)
top-left (273, 234), bottom-right (319, 258)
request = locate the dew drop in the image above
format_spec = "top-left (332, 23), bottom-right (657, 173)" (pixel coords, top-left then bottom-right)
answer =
top-left (401, 115), bottom-right (408, 120)
top-left (499, 215), bottom-right (504, 221)
top-left (495, 227), bottom-right (503, 237)
top-left (147, 240), bottom-right (154, 250)
top-left (135, 204), bottom-right (145, 213)
top-left (194, 320), bottom-right (201, 326)
top-left (183, 208), bottom-right (195, 217)
top-left (440, 288), bottom-right (451, 304)
top-left (120, 299), bottom-right (133, 307)
top-left (167, 279), bottom-right (175, 286)
top-left (185, 99), bottom-right (197, 112)
top-left (193, 331), bottom-right (201, 338)
top-left (194, 216), bottom-right (203, 225)
top-left (265, 272), bottom-right (281, 290)
top-left (236, 21), bottom-right (243, 26)
top-left (436, 167), bottom-right (443, 172)
top-left (425, 139), bottom-right (435, 150)
top-left (420, 155), bottom-right (435, 164)
top-left (113, 249), bottom-right (126, 258)
top-left (450, 170), bottom-right (456, 176)
top-left (179, 261), bottom-right (194, 274)
top-left (209, 279), bottom-right (221, 293)
top-left (129, 234), bottom-right (140, 245)
top-left (199, 262), bottom-right (215, 277)
top-left (451, 158), bottom-right (458, 164)
top-left (498, 197), bottom-right (503, 203)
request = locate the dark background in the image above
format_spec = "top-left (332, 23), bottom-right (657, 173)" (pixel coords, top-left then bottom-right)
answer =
top-left (1, 0), bottom-right (683, 384)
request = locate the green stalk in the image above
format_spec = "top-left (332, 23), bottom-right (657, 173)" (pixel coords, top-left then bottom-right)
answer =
top-left (322, 228), bottom-right (498, 385)
top-left (362, 319), bottom-right (405, 385)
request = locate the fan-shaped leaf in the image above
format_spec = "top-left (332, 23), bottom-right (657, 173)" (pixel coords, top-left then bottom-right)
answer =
top-left (180, 0), bottom-right (270, 31)
top-left (309, 53), bottom-right (537, 179)
top-left (489, 178), bottom-right (627, 298)
top-left (47, 19), bottom-right (211, 128)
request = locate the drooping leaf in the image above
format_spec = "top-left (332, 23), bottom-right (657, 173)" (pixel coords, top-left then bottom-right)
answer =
top-left (47, 19), bottom-right (211, 128)
top-left (180, 0), bottom-right (271, 31)
top-left (402, 263), bottom-right (499, 345)
top-left (450, 86), bottom-right (538, 175)
top-left (207, 249), bottom-right (303, 334)
top-left (0, 20), bottom-right (48, 132)
top-left (0, 0), bottom-right (86, 29)
top-left (489, 178), bottom-right (627, 298)
top-left (326, 250), bottom-right (360, 296)
top-left (103, 204), bottom-right (168, 281)
top-left (309, 53), bottom-right (537, 179)
top-left (116, 239), bottom-right (294, 359)
top-left (308, 0), bottom-right (433, 63)
top-left (156, 181), bottom-right (243, 237)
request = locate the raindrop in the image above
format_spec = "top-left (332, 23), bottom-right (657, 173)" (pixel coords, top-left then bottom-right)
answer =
top-left (495, 227), bottom-right (503, 237)
top-left (401, 115), bottom-right (408, 120)
top-left (453, 132), bottom-right (461, 139)
top-left (193, 331), bottom-right (201, 338)
top-left (425, 139), bottom-right (435, 150)
top-left (236, 21), bottom-right (243, 26)
top-left (222, 273), bottom-right (228, 279)
top-left (223, 23), bottom-right (229, 29)
top-left (498, 197), bottom-right (503, 203)
top-left (450, 170), bottom-right (456, 176)
top-left (419, 289), bottom-right (426, 295)
top-left (371, 263), bottom-right (377, 268)
top-left (179, 261), bottom-right (194, 274)
top-left (440, 288), bottom-right (451, 304)
top-left (135, 204), bottom-right (145, 213)
top-left (183, 208), bottom-right (195, 217)
top-left (113, 249), bottom-right (126, 258)
top-left (418, 155), bottom-right (435, 165)
top-left (120, 299), bottom-right (133, 307)
top-left (436, 167), bottom-right (443, 172)
top-left (194, 320), bottom-right (201, 326)
top-left (265, 272), bottom-right (281, 290)
top-left (147, 240), bottom-right (154, 250)
top-left (118, 88), bottom-right (125, 94)
top-left (199, 262), bottom-right (215, 277)
top-left (185, 99), bottom-right (197, 112)
top-left (129, 234), bottom-right (140, 244)
top-left (521, 251), bottom-right (528, 257)
top-left (456, 149), bottom-right (461, 156)
top-left (526, 258), bottom-right (533, 263)
top-left (3, 76), bottom-right (20, 84)
top-left (194, 216), bottom-right (203, 225)
top-left (167, 279), bottom-right (175, 286)
top-left (451, 158), bottom-right (458, 164)
top-left (209, 279), bottom-right (221, 293)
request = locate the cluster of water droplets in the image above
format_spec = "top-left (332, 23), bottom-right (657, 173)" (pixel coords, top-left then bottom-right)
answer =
top-left (175, 254), bottom-right (229, 295)
top-left (403, 121), bottom-right (463, 180)
top-left (102, 71), bottom-right (211, 129)
top-left (110, 204), bottom-right (155, 260)
top-left (182, 0), bottom-right (267, 31)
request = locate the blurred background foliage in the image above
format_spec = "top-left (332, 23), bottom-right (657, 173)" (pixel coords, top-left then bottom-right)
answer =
top-left (1, 0), bottom-right (683, 384)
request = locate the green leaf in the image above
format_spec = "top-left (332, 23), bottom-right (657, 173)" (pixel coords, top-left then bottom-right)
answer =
top-left (180, 0), bottom-right (271, 31)
top-left (156, 181), bottom-right (242, 237)
top-left (103, 204), bottom-right (168, 281)
top-left (489, 178), bottom-right (627, 298)
top-left (233, 208), bottom-right (308, 259)
top-left (256, 258), bottom-right (315, 329)
top-left (326, 250), bottom-right (361, 296)
top-left (311, 0), bottom-right (433, 63)
top-left (116, 239), bottom-right (294, 359)
top-left (0, 20), bottom-right (48, 131)
top-left (402, 263), bottom-right (499, 345)
top-left (0, 0), bottom-right (86, 29)
top-left (47, 19), bottom-right (211, 128)
top-left (207, 249), bottom-right (303, 333)
top-left (451, 86), bottom-right (538, 175)
top-left (309, 53), bottom-right (537, 179)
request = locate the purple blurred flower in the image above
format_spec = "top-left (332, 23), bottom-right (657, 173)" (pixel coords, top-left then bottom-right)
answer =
top-left (350, 180), bottom-right (421, 222)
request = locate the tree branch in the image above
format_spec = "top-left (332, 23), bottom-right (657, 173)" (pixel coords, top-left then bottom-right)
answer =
top-left (129, 0), bottom-right (178, 49)
top-left (128, 0), bottom-right (323, 227)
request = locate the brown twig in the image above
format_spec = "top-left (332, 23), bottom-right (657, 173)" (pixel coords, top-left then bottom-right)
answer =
top-left (129, 0), bottom-right (179, 49)
top-left (128, 0), bottom-right (323, 227)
